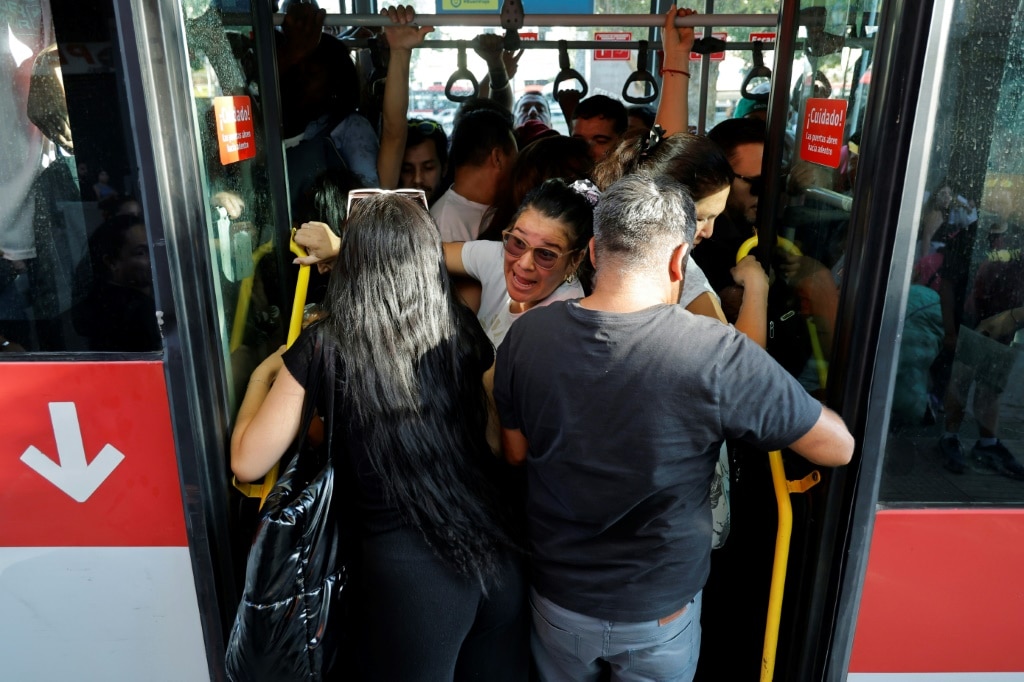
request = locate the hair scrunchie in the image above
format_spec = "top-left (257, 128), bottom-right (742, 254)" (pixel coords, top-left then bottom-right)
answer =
top-left (569, 178), bottom-right (602, 208)
top-left (638, 124), bottom-right (666, 161)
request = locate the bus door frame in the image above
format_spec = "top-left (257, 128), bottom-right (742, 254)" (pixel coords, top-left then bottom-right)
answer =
top-left (751, 0), bottom-right (956, 678)
top-left (112, 0), bottom-right (295, 674)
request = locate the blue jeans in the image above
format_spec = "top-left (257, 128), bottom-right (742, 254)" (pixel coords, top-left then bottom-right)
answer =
top-left (529, 587), bottom-right (702, 682)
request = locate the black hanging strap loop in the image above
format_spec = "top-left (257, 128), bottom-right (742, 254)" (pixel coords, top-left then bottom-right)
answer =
top-left (691, 35), bottom-right (727, 55)
top-left (552, 39), bottom-right (588, 98)
top-left (500, 0), bottom-right (523, 50)
top-left (740, 43), bottom-right (773, 101)
top-left (367, 35), bottom-right (388, 97)
top-left (445, 41), bottom-right (479, 103)
top-left (622, 39), bottom-right (659, 104)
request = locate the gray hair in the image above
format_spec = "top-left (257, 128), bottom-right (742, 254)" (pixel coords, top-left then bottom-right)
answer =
top-left (592, 173), bottom-right (696, 274)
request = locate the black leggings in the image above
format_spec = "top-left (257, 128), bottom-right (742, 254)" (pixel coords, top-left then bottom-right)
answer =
top-left (354, 526), bottom-right (529, 681)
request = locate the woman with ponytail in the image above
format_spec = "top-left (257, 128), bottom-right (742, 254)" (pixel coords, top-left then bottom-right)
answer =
top-left (444, 177), bottom-right (596, 347)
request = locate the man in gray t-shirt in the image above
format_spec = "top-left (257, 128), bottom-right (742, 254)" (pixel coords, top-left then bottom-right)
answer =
top-left (493, 174), bottom-right (854, 682)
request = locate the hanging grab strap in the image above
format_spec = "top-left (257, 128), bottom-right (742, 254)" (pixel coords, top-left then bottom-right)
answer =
top-left (445, 41), bottom-right (479, 103)
top-left (740, 43), bottom-right (772, 101)
top-left (367, 35), bottom-right (389, 97)
top-left (622, 39), bottom-right (659, 104)
top-left (553, 39), bottom-right (588, 97)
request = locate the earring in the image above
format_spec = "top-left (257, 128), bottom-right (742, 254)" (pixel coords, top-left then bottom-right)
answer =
top-left (564, 271), bottom-right (577, 284)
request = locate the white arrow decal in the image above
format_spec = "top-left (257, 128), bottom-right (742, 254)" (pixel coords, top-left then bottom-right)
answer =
top-left (20, 402), bottom-right (125, 503)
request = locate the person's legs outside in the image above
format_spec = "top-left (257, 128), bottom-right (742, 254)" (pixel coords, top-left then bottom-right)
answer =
top-left (529, 587), bottom-right (606, 682)
top-left (940, 328), bottom-right (976, 472)
top-left (605, 591), bottom-right (702, 682)
top-left (963, 331), bottom-right (1024, 479)
top-left (969, 383), bottom-right (1024, 480)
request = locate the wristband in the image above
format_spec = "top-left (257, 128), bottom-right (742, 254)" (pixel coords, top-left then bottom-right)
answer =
top-left (659, 67), bottom-right (691, 78)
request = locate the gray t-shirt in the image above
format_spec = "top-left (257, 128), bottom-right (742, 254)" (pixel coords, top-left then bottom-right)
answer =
top-left (494, 300), bottom-right (820, 621)
top-left (682, 257), bottom-right (717, 307)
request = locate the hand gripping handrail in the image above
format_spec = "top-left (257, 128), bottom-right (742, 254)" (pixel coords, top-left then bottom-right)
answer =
top-left (553, 39), bottom-right (588, 98)
top-left (232, 235), bottom-right (311, 507)
top-left (736, 235), bottom-right (828, 391)
top-left (445, 41), bottom-right (479, 103)
top-left (622, 40), bottom-right (659, 105)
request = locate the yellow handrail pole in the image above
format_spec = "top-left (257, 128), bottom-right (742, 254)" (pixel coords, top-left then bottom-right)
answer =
top-left (229, 240), bottom-right (276, 353)
top-left (253, 236), bottom-right (311, 508)
top-left (761, 450), bottom-right (792, 682)
top-left (287, 235), bottom-right (311, 346)
top-left (806, 318), bottom-right (829, 390)
top-left (231, 238), bottom-right (311, 504)
top-left (732, 239), bottom-right (825, 680)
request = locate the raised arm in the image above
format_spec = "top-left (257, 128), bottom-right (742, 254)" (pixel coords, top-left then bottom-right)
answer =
top-left (654, 5), bottom-right (697, 136)
top-left (475, 33), bottom-right (515, 111)
top-left (231, 347), bottom-right (307, 482)
top-left (787, 406), bottom-right (854, 467)
top-left (377, 6), bottom-right (433, 190)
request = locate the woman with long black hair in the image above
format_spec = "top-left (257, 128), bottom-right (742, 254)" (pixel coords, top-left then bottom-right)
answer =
top-left (231, 192), bottom-right (527, 680)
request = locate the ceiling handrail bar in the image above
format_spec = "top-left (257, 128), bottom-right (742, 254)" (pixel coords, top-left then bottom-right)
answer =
top-left (266, 13), bottom-right (778, 28)
top-left (332, 39), bottom-right (786, 50)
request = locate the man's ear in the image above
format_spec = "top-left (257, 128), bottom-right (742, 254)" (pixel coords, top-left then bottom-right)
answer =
top-left (490, 147), bottom-right (505, 170)
top-left (669, 242), bottom-right (690, 282)
top-left (588, 237), bottom-right (598, 268)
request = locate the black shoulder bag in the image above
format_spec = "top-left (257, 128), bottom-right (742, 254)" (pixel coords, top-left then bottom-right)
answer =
top-left (225, 333), bottom-right (348, 681)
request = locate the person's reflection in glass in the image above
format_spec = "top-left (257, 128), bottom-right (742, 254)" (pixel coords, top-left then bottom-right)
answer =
top-left (938, 186), bottom-right (1024, 479)
top-left (72, 214), bottom-right (161, 352)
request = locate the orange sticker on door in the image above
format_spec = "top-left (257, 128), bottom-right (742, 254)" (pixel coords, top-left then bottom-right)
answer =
top-left (800, 98), bottom-right (847, 169)
top-left (214, 96), bottom-right (256, 165)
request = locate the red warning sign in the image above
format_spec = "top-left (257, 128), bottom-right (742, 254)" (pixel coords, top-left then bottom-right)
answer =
top-left (0, 362), bottom-right (187, 547)
top-left (214, 95), bottom-right (256, 165)
top-left (800, 98), bottom-right (848, 168)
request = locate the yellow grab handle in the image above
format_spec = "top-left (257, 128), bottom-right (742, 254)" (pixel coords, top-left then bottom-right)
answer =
top-left (761, 451), bottom-right (820, 682)
top-left (736, 235), bottom-right (802, 264)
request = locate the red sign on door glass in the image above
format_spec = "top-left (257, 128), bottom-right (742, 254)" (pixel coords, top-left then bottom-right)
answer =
top-left (800, 98), bottom-right (848, 168)
top-left (214, 95), bottom-right (256, 165)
